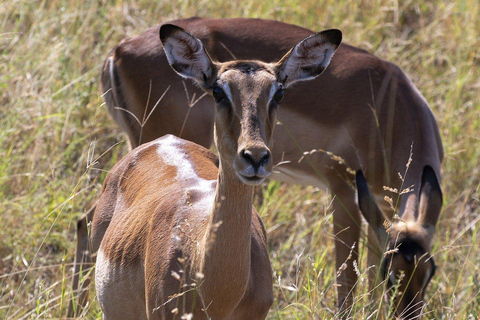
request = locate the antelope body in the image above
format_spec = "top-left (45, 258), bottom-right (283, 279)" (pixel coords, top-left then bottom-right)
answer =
top-left (93, 135), bottom-right (272, 319)
top-left (70, 18), bottom-right (443, 319)
top-left (89, 23), bottom-right (342, 319)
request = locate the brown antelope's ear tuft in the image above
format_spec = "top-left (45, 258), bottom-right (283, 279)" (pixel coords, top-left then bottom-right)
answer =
top-left (417, 165), bottom-right (443, 230)
top-left (274, 29), bottom-right (342, 87)
top-left (356, 170), bottom-right (388, 245)
top-left (159, 24), bottom-right (215, 87)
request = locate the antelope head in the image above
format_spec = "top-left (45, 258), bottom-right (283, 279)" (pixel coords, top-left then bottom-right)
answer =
top-left (356, 166), bottom-right (442, 319)
top-left (160, 24), bottom-right (342, 185)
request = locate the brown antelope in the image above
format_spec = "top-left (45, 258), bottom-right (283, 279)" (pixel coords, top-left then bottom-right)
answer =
top-left (89, 24), bottom-right (342, 319)
top-left (356, 167), bottom-right (442, 319)
top-left (70, 18), bottom-right (443, 318)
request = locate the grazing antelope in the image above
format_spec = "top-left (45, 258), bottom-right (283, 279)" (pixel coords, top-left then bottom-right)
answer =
top-left (70, 18), bottom-right (443, 319)
top-left (90, 24), bottom-right (342, 319)
top-left (356, 166), bottom-right (441, 318)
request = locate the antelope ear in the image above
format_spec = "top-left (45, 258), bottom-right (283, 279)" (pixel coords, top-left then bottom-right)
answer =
top-left (160, 24), bottom-right (216, 87)
top-left (417, 165), bottom-right (443, 232)
top-left (274, 29), bottom-right (342, 87)
top-left (356, 170), bottom-right (388, 246)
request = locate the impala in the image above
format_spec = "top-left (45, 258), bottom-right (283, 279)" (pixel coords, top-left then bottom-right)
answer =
top-left (356, 167), bottom-right (442, 319)
top-left (88, 24), bottom-right (341, 319)
top-left (70, 18), bottom-right (443, 318)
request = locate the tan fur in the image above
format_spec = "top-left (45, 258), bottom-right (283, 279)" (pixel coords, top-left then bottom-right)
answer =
top-left (70, 18), bottom-right (443, 318)
top-left (82, 26), bottom-right (341, 319)
top-left (384, 220), bottom-right (436, 319)
top-left (92, 136), bottom-right (272, 319)
top-left (356, 167), bottom-right (441, 319)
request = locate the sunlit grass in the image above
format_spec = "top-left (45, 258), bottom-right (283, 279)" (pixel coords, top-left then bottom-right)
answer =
top-left (0, 0), bottom-right (479, 319)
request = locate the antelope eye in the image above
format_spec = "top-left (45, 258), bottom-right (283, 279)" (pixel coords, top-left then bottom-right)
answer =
top-left (212, 86), bottom-right (225, 102)
top-left (274, 88), bottom-right (284, 103)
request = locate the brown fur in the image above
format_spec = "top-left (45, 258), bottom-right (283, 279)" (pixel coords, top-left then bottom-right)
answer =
top-left (70, 18), bottom-right (443, 318)
top-left (356, 166), bottom-right (441, 319)
top-left (84, 26), bottom-right (341, 319)
top-left (382, 222), bottom-right (437, 319)
top-left (91, 137), bottom-right (272, 319)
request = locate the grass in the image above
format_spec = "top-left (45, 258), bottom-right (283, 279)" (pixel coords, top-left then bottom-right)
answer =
top-left (1, 0), bottom-right (479, 318)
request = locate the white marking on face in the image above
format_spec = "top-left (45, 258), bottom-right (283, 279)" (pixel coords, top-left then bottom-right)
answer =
top-left (217, 78), bottom-right (233, 103)
top-left (268, 83), bottom-right (278, 103)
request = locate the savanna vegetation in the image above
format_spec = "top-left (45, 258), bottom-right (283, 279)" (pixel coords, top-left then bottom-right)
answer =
top-left (1, 0), bottom-right (479, 318)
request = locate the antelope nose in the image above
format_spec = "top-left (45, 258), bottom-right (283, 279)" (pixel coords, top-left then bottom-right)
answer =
top-left (240, 148), bottom-right (270, 170)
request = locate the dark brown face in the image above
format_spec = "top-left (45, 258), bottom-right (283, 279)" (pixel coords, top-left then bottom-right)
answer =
top-left (381, 238), bottom-right (436, 319)
top-left (212, 61), bottom-right (283, 185)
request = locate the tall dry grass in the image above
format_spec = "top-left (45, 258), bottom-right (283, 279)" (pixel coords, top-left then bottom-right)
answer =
top-left (0, 0), bottom-right (479, 318)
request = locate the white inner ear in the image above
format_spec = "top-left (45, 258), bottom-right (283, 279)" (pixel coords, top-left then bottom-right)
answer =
top-left (280, 34), bottom-right (337, 85)
top-left (292, 36), bottom-right (336, 70)
top-left (216, 78), bottom-right (233, 103)
top-left (268, 83), bottom-right (281, 103)
top-left (164, 32), bottom-right (211, 80)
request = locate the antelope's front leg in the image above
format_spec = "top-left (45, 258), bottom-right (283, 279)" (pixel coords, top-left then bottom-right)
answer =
top-left (332, 191), bottom-right (362, 316)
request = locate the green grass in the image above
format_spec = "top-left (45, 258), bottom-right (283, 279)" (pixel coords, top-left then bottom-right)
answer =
top-left (1, 0), bottom-right (479, 319)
